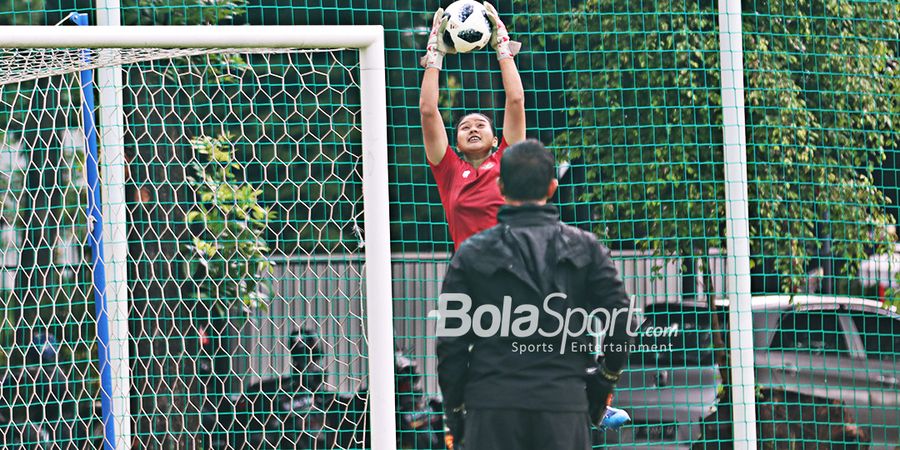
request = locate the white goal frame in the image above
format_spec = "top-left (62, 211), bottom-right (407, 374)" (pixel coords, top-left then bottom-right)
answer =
top-left (0, 25), bottom-right (395, 450)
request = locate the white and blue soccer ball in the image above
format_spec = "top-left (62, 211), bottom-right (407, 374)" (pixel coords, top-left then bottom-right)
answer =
top-left (442, 0), bottom-right (492, 54)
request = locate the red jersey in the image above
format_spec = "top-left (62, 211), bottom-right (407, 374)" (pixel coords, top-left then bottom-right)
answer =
top-left (430, 138), bottom-right (509, 249)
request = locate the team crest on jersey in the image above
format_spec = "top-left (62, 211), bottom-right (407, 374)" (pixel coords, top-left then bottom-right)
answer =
top-left (462, 170), bottom-right (471, 178)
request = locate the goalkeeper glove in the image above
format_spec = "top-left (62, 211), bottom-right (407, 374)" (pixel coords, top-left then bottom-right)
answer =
top-left (585, 364), bottom-right (620, 427)
top-left (483, 2), bottom-right (522, 61)
top-left (420, 8), bottom-right (455, 70)
top-left (599, 406), bottom-right (632, 431)
top-left (443, 408), bottom-right (465, 449)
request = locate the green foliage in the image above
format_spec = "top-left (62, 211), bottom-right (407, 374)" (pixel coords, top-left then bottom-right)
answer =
top-left (554, 0), bottom-right (725, 255)
top-left (539, 0), bottom-right (898, 292)
top-left (0, 0), bottom-right (46, 25)
top-left (184, 134), bottom-right (276, 315)
top-left (743, 0), bottom-right (899, 290)
top-left (122, 0), bottom-right (246, 25)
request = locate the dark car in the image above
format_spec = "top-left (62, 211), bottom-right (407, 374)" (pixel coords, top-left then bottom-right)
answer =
top-left (600, 300), bottom-right (723, 449)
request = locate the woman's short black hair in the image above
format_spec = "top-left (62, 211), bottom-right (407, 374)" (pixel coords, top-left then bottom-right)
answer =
top-left (500, 139), bottom-right (556, 201)
top-left (454, 112), bottom-right (494, 134)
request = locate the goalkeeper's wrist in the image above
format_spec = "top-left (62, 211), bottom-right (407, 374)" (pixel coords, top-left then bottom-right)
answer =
top-left (420, 50), bottom-right (444, 70)
top-left (496, 43), bottom-right (513, 61)
top-left (495, 39), bottom-right (522, 61)
top-left (599, 362), bottom-right (622, 384)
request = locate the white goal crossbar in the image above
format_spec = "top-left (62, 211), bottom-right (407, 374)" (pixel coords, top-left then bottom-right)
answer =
top-left (0, 25), bottom-right (384, 48)
top-left (0, 25), bottom-right (395, 450)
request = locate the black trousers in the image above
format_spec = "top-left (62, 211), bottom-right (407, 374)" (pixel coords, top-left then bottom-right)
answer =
top-left (463, 408), bottom-right (592, 450)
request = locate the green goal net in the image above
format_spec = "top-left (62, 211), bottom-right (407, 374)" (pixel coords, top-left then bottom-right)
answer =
top-left (0, 0), bottom-right (898, 449)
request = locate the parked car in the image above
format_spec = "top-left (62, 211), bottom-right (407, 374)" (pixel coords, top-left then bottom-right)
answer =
top-left (605, 295), bottom-right (899, 450)
top-left (599, 300), bottom-right (723, 450)
top-left (752, 295), bottom-right (899, 450)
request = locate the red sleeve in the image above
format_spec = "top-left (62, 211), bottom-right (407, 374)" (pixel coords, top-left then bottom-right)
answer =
top-left (496, 137), bottom-right (509, 155)
top-left (429, 145), bottom-right (460, 190)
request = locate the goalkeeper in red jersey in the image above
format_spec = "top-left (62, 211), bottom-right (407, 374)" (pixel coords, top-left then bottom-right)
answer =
top-left (419, 2), bottom-right (525, 251)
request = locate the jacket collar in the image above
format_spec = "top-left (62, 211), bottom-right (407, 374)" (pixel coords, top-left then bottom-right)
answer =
top-left (467, 204), bottom-right (581, 295)
top-left (497, 203), bottom-right (559, 227)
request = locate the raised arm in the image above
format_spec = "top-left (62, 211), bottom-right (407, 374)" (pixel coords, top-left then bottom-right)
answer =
top-left (485, 2), bottom-right (526, 144)
top-left (419, 9), bottom-right (451, 165)
top-left (499, 58), bottom-right (525, 145)
top-left (420, 68), bottom-right (449, 166)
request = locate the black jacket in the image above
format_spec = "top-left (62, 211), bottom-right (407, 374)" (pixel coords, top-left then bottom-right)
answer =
top-left (436, 204), bottom-right (634, 412)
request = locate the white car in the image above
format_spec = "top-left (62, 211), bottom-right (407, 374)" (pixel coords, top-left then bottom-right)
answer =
top-left (753, 295), bottom-right (899, 450)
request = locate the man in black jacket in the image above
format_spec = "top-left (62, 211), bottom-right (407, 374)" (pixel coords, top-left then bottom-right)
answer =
top-left (436, 139), bottom-right (635, 450)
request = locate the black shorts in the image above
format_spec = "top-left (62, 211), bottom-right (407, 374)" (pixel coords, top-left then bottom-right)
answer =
top-left (463, 408), bottom-right (592, 450)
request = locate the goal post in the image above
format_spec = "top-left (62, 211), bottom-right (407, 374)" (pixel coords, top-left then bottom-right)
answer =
top-left (0, 25), bottom-right (395, 450)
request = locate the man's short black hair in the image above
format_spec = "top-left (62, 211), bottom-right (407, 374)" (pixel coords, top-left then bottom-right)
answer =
top-left (500, 139), bottom-right (556, 201)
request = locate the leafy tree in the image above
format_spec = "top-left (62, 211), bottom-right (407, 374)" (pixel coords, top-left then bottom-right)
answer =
top-left (184, 133), bottom-right (275, 316)
top-left (542, 0), bottom-right (898, 294)
top-left (531, 0), bottom-right (898, 443)
top-left (38, 0), bottom-right (245, 25)
top-left (121, 0), bottom-right (245, 25)
top-left (181, 134), bottom-right (275, 423)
